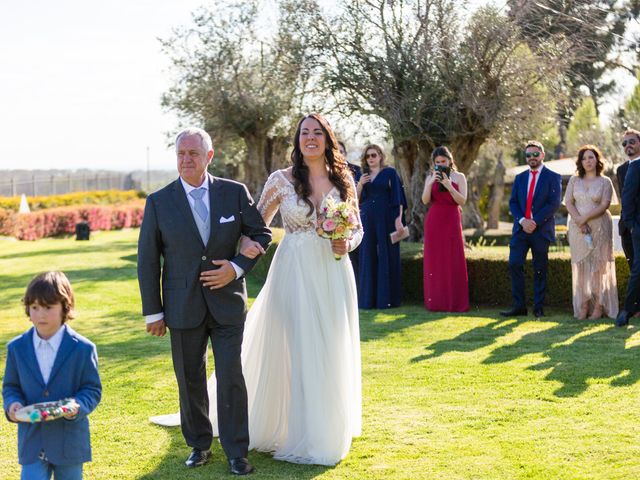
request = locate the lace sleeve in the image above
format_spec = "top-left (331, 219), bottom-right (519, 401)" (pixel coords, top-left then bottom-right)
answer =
top-left (257, 171), bottom-right (285, 227)
top-left (563, 176), bottom-right (575, 206)
top-left (604, 176), bottom-right (618, 206)
top-left (348, 176), bottom-right (364, 251)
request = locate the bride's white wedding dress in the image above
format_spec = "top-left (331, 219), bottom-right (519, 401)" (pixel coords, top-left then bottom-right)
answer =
top-left (151, 169), bottom-right (362, 465)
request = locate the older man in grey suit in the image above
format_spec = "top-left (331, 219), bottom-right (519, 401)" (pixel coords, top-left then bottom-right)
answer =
top-left (137, 127), bottom-right (271, 475)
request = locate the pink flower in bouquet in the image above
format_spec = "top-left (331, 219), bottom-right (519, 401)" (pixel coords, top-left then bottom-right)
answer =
top-left (322, 219), bottom-right (336, 232)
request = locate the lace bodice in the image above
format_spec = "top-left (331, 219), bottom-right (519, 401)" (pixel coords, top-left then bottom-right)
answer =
top-left (564, 175), bottom-right (617, 216)
top-left (257, 169), bottom-right (363, 247)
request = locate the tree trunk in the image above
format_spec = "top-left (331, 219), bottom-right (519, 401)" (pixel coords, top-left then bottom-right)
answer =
top-left (451, 135), bottom-right (486, 229)
top-left (462, 175), bottom-right (483, 232)
top-left (555, 104), bottom-right (569, 158)
top-left (265, 135), bottom-right (290, 174)
top-left (243, 133), bottom-right (269, 196)
top-left (486, 153), bottom-right (505, 229)
top-left (393, 139), bottom-right (433, 241)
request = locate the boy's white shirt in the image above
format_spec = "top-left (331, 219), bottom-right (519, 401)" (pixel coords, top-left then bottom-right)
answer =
top-left (32, 325), bottom-right (65, 384)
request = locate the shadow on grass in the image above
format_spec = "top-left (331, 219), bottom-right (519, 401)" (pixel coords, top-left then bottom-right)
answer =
top-left (137, 424), bottom-right (331, 480)
top-left (487, 320), bottom-right (640, 397)
top-left (411, 315), bottom-right (524, 362)
top-left (413, 311), bottom-right (640, 397)
top-left (0, 240), bottom-right (137, 260)
top-left (358, 304), bottom-right (447, 342)
top-left (0, 265), bottom-right (136, 291)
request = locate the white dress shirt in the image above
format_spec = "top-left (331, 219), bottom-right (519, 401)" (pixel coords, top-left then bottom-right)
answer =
top-left (145, 175), bottom-right (244, 324)
top-left (33, 325), bottom-right (66, 384)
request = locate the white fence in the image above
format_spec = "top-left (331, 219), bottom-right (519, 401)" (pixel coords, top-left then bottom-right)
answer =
top-left (0, 173), bottom-right (135, 197)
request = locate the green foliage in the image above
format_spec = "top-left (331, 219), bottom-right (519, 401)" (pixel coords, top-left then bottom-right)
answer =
top-left (507, 0), bottom-right (630, 110)
top-left (0, 190), bottom-right (144, 212)
top-left (161, 0), bottom-right (305, 192)
top-left (625, 71), bottom-right (640, 116)
top-left (566, 96), bottom-right (604, 154)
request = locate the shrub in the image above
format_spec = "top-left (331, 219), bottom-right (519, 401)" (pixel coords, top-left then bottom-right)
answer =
top-left (0, 208), bottom-right (15, 236)
top-left (0, 190), bottom-right (145, 212)
top-left (252, 233), bottom-right (628, 309)
top-left (9, 201), bottom-right (145, 240)
top-left (400, 245), bottom-right (629, 308)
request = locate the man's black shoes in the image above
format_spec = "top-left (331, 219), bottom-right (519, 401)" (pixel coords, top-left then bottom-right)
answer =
top-left (229, 457), bottom-right (254, 475)
top-left (185, 448), bottom-right (211, 468)
top-left (499, 307), bottom-right (528, 317)
top-left (533, 307), bottom-right (544, 318)
top-left (616, 310), bottom-right (630, 327)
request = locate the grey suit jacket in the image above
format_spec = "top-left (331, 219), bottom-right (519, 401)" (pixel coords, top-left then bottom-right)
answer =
top-left (137, 173), bottom-right (272, 328)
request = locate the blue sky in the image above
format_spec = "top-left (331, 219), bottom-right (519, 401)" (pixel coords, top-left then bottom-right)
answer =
top-left (0, 0), bottom-right (203, 171)
top-left (0, 0), bottom-right (634, 171)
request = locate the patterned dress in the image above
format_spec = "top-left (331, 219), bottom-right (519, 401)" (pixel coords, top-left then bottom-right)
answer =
top-left (564, 175), bottom-right (619, 318)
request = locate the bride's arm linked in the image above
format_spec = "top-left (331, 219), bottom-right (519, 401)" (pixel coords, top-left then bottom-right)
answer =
top-left (240, 172), bottom-right (283, 259)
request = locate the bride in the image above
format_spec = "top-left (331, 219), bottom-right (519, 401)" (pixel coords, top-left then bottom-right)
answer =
top-left (152, 113), bottom-right (362, 466)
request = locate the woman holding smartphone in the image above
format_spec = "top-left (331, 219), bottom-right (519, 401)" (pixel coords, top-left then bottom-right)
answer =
top-left (357, 144), bottom-right (406, 309)
top-left (422, 146), bottom-right (469, 312)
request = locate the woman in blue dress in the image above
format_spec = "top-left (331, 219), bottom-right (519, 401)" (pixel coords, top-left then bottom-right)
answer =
top-left (357, 144), bottom-right (406, 308)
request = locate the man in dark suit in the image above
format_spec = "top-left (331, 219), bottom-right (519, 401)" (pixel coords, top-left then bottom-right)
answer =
top-left (616, 129), bottom-right (640, 270)
top-left (500, 140), bottom-right (562, 318)
top-left (137, 127), bottom-right (271, 475)
top-left (616, 129), bottom-right (640, 327)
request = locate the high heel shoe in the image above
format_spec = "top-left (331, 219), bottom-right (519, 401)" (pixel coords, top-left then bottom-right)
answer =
top-left (589, 304), bottom-right (603, 320)
top-left (577, 302), bottom-right (589, 320)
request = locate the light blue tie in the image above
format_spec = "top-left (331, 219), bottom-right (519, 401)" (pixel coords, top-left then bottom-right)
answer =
top-left (189, 188), bottom-right (208, 223)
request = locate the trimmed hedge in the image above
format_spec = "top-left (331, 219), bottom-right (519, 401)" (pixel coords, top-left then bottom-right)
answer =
top-left (253, 231), bottom-right (629, 309)
top-left (0, 190), bottom-right (145, 211)
top-left (402, 246), bottom-right (629, 308)
top-left (3, 201), bottom-right (145, 240)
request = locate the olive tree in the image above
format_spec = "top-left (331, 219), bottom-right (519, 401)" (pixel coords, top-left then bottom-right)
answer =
top-left (295, 0), bottom-right (566, 233)
top-left (161, 0), bottom-right (309, 194)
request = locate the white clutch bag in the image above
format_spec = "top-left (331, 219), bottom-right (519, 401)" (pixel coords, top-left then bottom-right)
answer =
top-left (389, 226), bottom-right (410, 244)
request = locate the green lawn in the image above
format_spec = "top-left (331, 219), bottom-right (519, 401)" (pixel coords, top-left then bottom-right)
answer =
top-left (0, 229), bottom-right (639, 479)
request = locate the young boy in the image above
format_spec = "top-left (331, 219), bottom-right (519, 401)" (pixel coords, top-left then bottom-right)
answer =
top-left (3, 271), bottom-right (101, 480)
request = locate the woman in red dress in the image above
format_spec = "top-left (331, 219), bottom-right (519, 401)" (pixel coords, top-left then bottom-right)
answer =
top-left (422, 146), bottom-right (469, 312)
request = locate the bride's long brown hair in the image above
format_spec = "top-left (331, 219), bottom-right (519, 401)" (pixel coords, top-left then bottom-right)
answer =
top-left (291, 113), bottom-right (355, 216)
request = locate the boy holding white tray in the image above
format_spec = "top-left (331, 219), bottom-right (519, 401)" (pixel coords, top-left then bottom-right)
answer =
top-left (3, 271), bottom-right (101, 480)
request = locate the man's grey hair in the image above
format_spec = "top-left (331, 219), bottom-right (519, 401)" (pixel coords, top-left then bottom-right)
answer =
top-left (525, 140), bottom-right (545, 154)
top-left (175, 127), bottom-right (213, 153)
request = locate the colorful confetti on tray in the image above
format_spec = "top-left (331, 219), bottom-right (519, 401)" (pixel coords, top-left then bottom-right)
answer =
top-left (15, 398), bottom-right (79, 423)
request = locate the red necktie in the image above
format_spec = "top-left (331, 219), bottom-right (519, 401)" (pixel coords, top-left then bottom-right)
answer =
top-left (525, 170), bottom-right (538, 219)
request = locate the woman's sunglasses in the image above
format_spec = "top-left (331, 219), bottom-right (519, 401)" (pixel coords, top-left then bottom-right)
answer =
top-left (365, 152), bottom-right (379, 159)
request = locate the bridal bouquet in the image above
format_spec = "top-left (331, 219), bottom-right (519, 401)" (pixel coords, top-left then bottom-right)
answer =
top-left (316, 197), bottom-right (358, 260)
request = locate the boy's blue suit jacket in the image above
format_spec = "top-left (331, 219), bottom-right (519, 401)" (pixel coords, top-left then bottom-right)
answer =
top-left (2, 325), bottom-right (101, 465)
